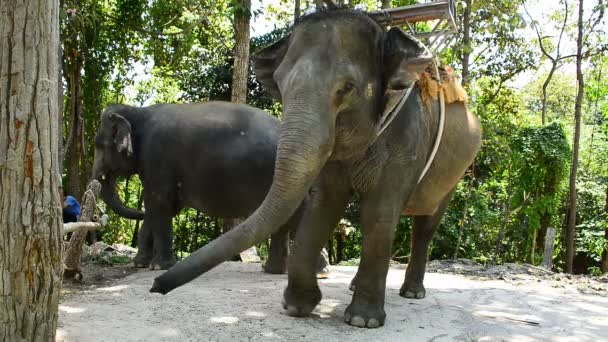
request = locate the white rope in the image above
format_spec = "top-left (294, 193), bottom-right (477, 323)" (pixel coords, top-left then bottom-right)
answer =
top-left (375, 84), bottom-right (415, 138)
top-left (417, 60), bottom-right (446, 184)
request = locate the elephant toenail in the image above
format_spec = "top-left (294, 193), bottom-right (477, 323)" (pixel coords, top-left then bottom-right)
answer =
top-left (350, 316), bottom-right (366, 327)
top-left (367, 318), bottom-right (380, 328)
top-left (344, 312), bottom-right (351, 322)
top-left (286, 305), bottom-right (302, 317)
top-left (416, 292), bottom-right (425, 299)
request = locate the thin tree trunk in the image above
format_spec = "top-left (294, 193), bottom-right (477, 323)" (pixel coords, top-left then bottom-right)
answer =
top-left (295, 0), bottom-right (301, 20)
top-left (131, 184), bottom-right (144, 248)
top-left (231, 0), bottom-right (251, 104)
top-left (495, 162), bottom-right (513, 261)
top-left (566, 0), bottom-right (585, 273)
top-left (381, 0), bottom-right (391, 9)
top-left (531, 229), bottom-right (537, 265)
top-left (64, 52), bottom-right (84, 199)
top-left (0, 0), bottom-right (63, 339)
top-left (602, 185), bottom-right (608, 273)
top-left (460, 0), bottom-right (472, 88)
top-left (541, 63), bottom-right (558, 125)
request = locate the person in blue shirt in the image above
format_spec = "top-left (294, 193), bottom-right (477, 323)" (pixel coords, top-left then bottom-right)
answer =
top-left (63, 191), bottom-right (81, 223)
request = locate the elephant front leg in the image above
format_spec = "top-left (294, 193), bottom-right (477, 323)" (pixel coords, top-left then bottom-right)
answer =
top-left (400, 190), bottom-right (454, 299)
top-left (284, 165), bottom-right (351, 317)
top-left (146, 210), bottom-right (177, 270)
top-left (345, 203), bottom-right (401, 328)
top-left (133, 222), bottom-right (153, 268)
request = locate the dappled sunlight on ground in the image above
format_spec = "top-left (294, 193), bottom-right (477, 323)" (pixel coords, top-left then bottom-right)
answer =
top-left (58, 262), bottom-right (608, 342)
top-left (58, 305), bottom-right (86, 314)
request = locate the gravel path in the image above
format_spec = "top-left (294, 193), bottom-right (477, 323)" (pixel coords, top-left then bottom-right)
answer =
top-left (57, 262), bottom-right (608, 342)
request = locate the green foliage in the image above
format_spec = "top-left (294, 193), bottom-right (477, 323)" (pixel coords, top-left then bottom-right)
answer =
top-left (511, 123), bottom-right (571, 230)
top-left (60, 0), bottom-right (608, 275)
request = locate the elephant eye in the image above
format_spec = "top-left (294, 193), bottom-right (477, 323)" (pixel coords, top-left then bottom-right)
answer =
top-left (336, 81), bottom-right (355, 98)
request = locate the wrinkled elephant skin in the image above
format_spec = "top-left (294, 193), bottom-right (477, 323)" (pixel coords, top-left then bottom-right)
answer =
top-left (92, 101), bottom-right (308, 272)
top-left (151, 10), bottom-right (481, 330)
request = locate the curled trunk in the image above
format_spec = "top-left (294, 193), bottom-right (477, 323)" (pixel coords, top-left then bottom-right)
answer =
top-left (151, 113), bottom-right (332, 294)
top-left (100, 176), bottom-right (145, 220)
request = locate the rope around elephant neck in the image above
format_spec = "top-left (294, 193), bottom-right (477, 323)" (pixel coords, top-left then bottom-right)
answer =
top-left (417, 60), bottom-right (446, 184)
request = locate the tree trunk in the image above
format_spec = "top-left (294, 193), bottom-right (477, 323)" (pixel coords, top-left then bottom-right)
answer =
top-left (0, 0), bottom-right (63, 340)
top-left (541, 63), bottom-right (558, 125)
top-left (64, 48), bottom-right (84, 200)
top-left (64, 181), bottom-right (102, 280)
top-left (130, 185), bottom-right (144, 247)
top-left (565, 0), bottom-right (585, 274)
top-left (231, 0), bottom-right (251, 104)
top-left (381, 0), bottom-right (391, 9)
top-left (460, 0), bottom-right (472, 88)
top-left (495, 163), bottom-right (513, 261)
top-left (601, 185), bottom-right (608, 273)
top-left (294, 0), bottom-right (301, 20)
top-left (541, 227), bottom-right (557, 269)
top-left (531, 228), bottom-right (537, 265)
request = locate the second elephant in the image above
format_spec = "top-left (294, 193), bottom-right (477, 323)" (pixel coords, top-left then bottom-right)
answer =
top-left (91, 101), bottom-right (320, 272)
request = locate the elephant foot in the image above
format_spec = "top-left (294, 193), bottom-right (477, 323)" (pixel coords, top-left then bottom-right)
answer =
top-left (349, 277), bottom-right (358, 291)
top-left (399, 282), bottom-right (426, 299)
top-left (133, 253), bottom-right (152, 268)
top-left (344, 301), bottom-right (386, 329)
top-left (262, 259), bottom-right (287, 274)
top-left (149, 255), bottom-right (177, 270)
top-left (282, 284), bottom-right (322, 317)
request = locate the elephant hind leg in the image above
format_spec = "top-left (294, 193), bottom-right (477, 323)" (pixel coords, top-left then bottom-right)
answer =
top-left (400, 189), bottom-right (455, 299)
top-left (263, 224), bottom-right (290, 274)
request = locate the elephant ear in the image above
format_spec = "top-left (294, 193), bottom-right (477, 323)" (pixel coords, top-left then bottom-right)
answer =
top-left (110, 113), bottom-right (133, 156)
top-left (375, 28), bottom-right (433, 133)
top-left (252, 35), bottom-right (290, 100)
top-left (383, 27), bottom-right (434, 90)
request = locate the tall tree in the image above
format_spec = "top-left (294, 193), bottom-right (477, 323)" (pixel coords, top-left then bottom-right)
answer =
top-left (524, 0), bottom-right (573, 126)
top-left (566, 0), bottom-right (586, 273)
top-left (0, 0), bottom-right (63, 340)
top-left (231, 0), bottom-right (252, 103)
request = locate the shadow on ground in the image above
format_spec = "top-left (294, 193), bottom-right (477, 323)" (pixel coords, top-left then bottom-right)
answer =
top-left (56, 262), bottom-right (608, 342)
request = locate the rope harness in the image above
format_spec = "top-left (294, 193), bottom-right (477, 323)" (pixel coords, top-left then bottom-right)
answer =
top-left (374, 59), bottom-right (446, 184)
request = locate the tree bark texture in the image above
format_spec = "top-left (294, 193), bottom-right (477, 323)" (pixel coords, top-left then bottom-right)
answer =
top-left (566, 0), bottom-right (585, 274)
top-left (541, 227), bottom-right (556, 269)
top-left (64, 180), bottom-right (102, 280)
top-left (0, 0), bottom-right (63, 340)
top-left (230, 0), bottom-right (251, 104)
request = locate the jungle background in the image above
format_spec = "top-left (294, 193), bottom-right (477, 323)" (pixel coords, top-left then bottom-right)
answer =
top-left (59, 0), bottom-right (607, 275)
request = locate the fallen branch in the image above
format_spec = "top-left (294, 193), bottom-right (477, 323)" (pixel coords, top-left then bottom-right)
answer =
top-left (63, 221), bottom-right (103, 234)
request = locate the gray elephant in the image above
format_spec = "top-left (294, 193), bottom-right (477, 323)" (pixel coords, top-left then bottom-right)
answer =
top-left (91, 101), bottom-right (320, 272)
top-left (151, 10), bottom-right (481, 329)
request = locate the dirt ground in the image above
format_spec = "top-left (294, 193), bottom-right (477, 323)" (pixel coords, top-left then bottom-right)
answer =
top-left (57, 260), bottom-right (608, 342)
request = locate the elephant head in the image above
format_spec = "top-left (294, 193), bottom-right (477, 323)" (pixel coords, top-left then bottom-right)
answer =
top-left (91, 108), bottom-right (144, 220)
top-left (151, 10), bottom-right (433, 294)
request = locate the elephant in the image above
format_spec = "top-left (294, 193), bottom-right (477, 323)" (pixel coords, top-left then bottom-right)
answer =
top-left (91, 101), bottom-right (324, 272)
top-left (151, 9), bottom-right (481, 329)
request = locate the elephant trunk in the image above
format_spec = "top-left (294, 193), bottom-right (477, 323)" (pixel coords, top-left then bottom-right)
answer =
top-left (151, 105), bottom-right (333, 294)
top-left (100, 175), bottom-right (145, 220)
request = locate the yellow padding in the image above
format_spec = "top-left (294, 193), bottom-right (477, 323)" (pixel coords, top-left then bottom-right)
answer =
top-left (417, 66), bottom-right (468, 111)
